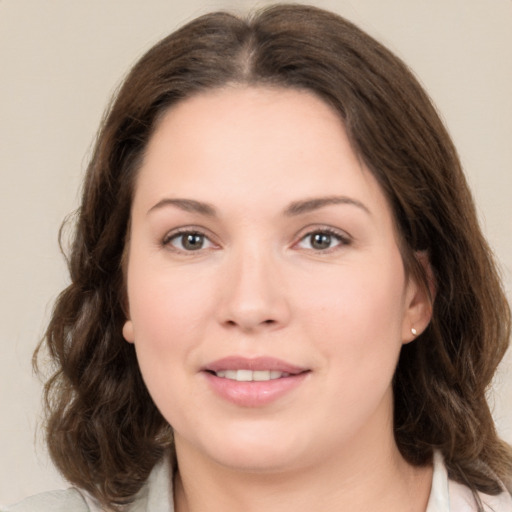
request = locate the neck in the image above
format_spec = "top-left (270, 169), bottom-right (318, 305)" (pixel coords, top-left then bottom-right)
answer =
top-left (173, 432), bottom-right (432, 512)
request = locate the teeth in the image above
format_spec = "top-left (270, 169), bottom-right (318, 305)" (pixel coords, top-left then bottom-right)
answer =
top-left (237, 369), bottom-right (253, 381)
top-left (214, 369), bottom-right (289, 381)
top-left (253, 370), bottom-right (271, 381)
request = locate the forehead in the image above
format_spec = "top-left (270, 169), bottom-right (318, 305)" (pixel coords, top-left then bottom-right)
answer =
top-left (133, 85), bottom-right (391, 220)
top-left (147, 86), bottom-right (345, 168)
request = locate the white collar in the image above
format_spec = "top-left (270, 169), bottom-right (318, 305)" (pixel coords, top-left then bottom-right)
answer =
top-left (426, 450), bottom-right (512, 512)
top-left (426, 451), bottom-right (451, 512)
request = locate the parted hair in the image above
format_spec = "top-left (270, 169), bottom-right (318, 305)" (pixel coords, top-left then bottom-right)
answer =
top-left (37, 4), bottom-right (512, 510)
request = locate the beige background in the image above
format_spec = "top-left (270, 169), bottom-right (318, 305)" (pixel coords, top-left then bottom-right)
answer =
top-left (1, 0), bottom-right (511, 505)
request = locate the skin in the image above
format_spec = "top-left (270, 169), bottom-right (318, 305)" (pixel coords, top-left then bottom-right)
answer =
top-left (123, 86), bottom-right (433, 512)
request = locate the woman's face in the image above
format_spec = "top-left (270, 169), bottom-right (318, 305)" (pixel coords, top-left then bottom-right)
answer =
top-left (123, 86), bottom-right (429, 472)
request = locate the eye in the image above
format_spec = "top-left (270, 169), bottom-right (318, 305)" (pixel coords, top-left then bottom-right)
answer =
top-left (296, 229), bottom-right (349, 251)
top-left (164, 231), bottom-right (215, 252)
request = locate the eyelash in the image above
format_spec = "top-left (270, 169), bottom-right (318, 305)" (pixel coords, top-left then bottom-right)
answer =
top-left (161, 227), bottom-right (351, 254)
top-left (295, 227), bottom-right (351, 253)
top-left (162, 228), bottom-right (217, 253)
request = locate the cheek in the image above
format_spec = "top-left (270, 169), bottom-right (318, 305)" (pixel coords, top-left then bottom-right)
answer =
top-left (126, 268), bottom-right (212, 424)
top-left (295, 256), bottom-right (407, 369)
top-left (125, 262), bottom-right (216, 409)
top-left (127, 261), bottom-right (214, 345)
top-left (300, 259), bottom-right (405, 327)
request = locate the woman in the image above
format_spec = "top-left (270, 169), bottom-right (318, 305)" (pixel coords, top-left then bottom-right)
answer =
top-left (6, 4), bottom-right (512, 511)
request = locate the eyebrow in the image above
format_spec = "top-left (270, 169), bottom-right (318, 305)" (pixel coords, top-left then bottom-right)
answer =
top-left (284, 196), bottom-right (371, 216)
top-left (148, 198), bottom-right (217, 216)
top-left (147, 195), bottom-right (370, 218)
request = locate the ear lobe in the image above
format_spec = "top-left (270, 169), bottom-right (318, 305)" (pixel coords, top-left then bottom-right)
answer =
top-left (122, 320), bottom-right (135, 343)
top-left (402, 251), bottom-right (436, 344)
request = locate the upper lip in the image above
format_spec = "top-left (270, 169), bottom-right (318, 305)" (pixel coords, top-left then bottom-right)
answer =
top-left (203, 356), bottom-right (308, 374)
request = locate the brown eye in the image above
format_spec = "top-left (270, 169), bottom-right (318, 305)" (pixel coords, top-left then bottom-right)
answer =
top-left (181, 233), bottom-right (205, 250)
top-left (166, 231), bottom-right (213, 251)
top-left (297, 229), bottom-right (349, 251)
top-left (310, 232), bottom-right (333, 250)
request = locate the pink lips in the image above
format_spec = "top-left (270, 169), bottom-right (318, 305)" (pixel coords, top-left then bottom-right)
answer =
top-left (205, 356), bottom-right (307, 374)
top-left (202, 356), bottom-right (309, 408)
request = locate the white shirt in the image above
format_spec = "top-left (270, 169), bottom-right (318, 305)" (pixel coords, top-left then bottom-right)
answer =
top-left (4, 452), bottom-right (511, 511)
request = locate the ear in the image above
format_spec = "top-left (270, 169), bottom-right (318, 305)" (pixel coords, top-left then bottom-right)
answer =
top-left (122, 320), bottom-right (135, 343)
top-left (402, 252), bottom-right (435, 344)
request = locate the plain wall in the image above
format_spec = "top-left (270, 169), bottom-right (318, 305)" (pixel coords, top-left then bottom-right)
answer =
top-left (1, 0), bottom-right (511, 505)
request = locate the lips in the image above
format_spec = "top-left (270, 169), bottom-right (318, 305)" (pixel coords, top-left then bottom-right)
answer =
top-left (204, 356), bottom-right (307, 374)
top-left (214, 369), bottom-right (289, 381)
top-left (202, 356), bottom-right (309, 407)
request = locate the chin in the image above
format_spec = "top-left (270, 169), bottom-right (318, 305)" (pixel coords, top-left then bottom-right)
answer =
top-left (212, 446), bottom-right (303, 474)
top-left (194, 423), bottom-right (312, 473)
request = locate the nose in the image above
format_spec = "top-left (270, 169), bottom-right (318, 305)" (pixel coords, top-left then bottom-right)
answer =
top-left (217, 245), bottom-right (291, 333)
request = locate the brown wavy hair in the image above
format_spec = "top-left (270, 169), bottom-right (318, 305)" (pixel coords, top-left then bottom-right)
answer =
top-left (36, 4), bottom-right (512, 510)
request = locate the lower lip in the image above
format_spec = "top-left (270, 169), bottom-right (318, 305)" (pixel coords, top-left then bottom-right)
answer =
top-left (203, 372), bottom-right (309, 407)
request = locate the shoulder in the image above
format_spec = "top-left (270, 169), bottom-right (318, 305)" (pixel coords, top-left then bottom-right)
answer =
top-left (3, 488), bottom-right (95, 512)
top-left (449, 480), bottom-right (512, 512)
top-left (429, 451), bottom-right (512, 512)
top-left (3, 454), bottom-right (175, 512)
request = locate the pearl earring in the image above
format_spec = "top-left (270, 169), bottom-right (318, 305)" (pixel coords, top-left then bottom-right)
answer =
top-left (411, 327), bottom-right (418, 336)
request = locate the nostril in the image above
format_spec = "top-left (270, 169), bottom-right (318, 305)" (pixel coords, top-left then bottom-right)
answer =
top-left (224, 318), bottom-right (277, 328)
